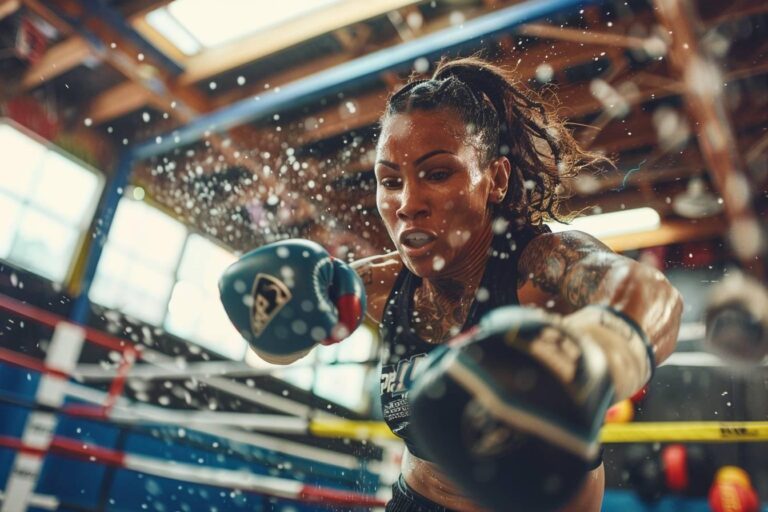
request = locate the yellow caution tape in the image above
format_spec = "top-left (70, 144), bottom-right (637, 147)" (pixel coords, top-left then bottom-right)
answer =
top-left (599, 422), bottom-right (768, 443)
top-left (309, 420), bottom-right (398, 440)
top-left (310, 420), bottom-right (768, 443)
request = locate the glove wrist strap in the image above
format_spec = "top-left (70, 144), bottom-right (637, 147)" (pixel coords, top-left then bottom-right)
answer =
top-left (565, 305), bottom-right (654, 402)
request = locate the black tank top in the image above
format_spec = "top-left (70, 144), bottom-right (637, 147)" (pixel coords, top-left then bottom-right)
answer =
top-left (378, 224), bottom-right (547, 459)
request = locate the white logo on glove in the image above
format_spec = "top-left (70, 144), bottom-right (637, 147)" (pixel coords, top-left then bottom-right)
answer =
top-left (250, 274), bottom-right (292, 336)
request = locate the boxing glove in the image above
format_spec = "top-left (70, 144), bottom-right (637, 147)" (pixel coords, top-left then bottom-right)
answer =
top-left (409, 305), bottom-right (642, 512)
top-left (709, 466), bottom-right (759, 512)
top-left (704, 272), bottom-right (768, 366)
top-left (562, 305), bottom-right (655, 402)
top-left (219, 239), bottom-right (366, 364)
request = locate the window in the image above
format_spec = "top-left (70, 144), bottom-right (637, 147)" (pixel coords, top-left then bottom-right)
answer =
top-left (89, 196), bottom-right (187, 326)
top-left (89, 194), bottom-right (246, 359)
top-left (165, 234), bottom-right (244, 360)
top-left (89, 193), bottom-right (373, 408)
top-left (314, 324), bottom-right (377, 411)
top-left (246, 323), bottom-right (377, 412)
top-left (0, 120), bottom-right (103, 283)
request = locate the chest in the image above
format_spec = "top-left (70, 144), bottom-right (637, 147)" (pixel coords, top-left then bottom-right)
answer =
top-left (410, 287), bottom-right (476, 344)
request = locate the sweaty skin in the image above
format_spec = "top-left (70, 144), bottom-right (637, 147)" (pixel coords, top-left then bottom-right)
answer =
top-left (352, 108), bottom-right (682, 511)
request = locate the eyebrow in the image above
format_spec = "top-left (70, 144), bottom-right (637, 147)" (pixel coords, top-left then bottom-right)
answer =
top-left (375, 149), bottom-right (455, 171)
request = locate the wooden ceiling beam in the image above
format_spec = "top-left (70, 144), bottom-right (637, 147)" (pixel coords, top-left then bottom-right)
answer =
top-left (247, 6), bottom-right (646, 149)
top-left (209, 0), bottom-right (501, 108)
top-left (28, 2), bottom-right (369, 243)
top-left (292, 49), bottom-right (768, 161)
top-left (701, 0), bottom-right (768, 26)
top-left (177, 0), bottom-right (424, 86)
top-left (294, 89), bottom-right (389, 146)
top-left (19, 0), bottom-right (72, 34)
top-left (516, 23), bottom-right (651, 50)
top-left (211, 52), bottom-right (354, 108)
top-left (283, 42), bottom-right (627, 148)
top-left (23, 1), bottom-right (279, 191)
top-left (130, 16), bottom-right (188, 63)
top-left (85, 81), bottom-right (156, 125)
top-left (19, 35), bottom-right (93, 90)
top-left (0, 0), bottom-right (20, 22)
top-left (119, 0), bottom-right (173, 19)
top-left (655, 0), bottom-right (764, 275)
top-left (332, 23), bottom-right (374, 54)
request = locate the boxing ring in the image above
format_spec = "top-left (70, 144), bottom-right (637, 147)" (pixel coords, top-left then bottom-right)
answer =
top-left (2, 0), bottom-right (767, 509)
top-left (2, 291), bottom-right (767, 511)
top-left (0, 293), bottom-right (386, 511)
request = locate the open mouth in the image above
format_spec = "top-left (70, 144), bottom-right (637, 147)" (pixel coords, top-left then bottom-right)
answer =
top-left (400, 230), bottom-right (436, 249)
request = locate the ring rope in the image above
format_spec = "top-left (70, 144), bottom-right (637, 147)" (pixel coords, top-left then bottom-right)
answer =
top-left (0, 434), bottom-right (385, 508)
top-left (599, 421), bottom-right (768, 443)
top-left (3, 365), bottom-right (766, 446)
top-left (308, 419), bottom-right (768, 443)
top-left (3, 349), bottom-right (766, 445)
top-left (0, 294), bottom-right (140, 356)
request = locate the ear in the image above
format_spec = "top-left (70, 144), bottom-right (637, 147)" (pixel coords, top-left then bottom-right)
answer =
top-left (488, 157), bottom-right (511, 204)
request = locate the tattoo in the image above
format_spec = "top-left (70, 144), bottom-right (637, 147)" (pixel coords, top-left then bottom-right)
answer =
top-left (518, 232), bottom-right (613, 309)
top-left (413, 282), bottom-right (474, 344)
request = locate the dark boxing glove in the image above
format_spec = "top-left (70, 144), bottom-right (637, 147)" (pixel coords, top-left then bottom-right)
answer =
top-left (219, 239), bottom-right (366, 364)
top-left (409, 305), bottom-right (650, 512)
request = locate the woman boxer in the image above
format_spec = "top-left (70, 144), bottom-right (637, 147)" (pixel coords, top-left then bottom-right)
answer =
top-left (220, 57), bottom-right (683, 511)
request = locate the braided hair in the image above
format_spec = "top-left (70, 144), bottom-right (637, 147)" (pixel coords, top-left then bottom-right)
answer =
top-left (379, 56), bottom-right (610, 225)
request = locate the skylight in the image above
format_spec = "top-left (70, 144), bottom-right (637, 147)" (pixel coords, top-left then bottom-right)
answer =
top-left (148, 0), bottom-right (343, 54)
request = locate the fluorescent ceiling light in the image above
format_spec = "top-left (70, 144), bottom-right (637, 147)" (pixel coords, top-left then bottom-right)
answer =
top-left (546, 207), bottom-right (661, 239)
top-left (165, 0), bottom-right (342, 49)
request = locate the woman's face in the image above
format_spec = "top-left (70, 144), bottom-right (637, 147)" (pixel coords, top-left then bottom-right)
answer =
top-left (375, 108), bottom-right (505, 278)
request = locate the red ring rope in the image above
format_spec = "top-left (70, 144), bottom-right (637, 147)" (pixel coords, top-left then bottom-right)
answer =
top-left (0, 294), bottom-right (140, 357)
top-left (0, 433), bottom-right (385, 508)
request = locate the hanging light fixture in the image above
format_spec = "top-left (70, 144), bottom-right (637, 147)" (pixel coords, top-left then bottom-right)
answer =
top-left (672, 176), bottom-right (723, 219)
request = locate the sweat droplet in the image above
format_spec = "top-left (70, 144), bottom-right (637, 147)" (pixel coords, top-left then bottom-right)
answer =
top-left (535, 63), bottom-right (554, 83)
top-left (413, 57), bottom-right (429, 73)
top-left (432, 256), bottom-right (445, 271)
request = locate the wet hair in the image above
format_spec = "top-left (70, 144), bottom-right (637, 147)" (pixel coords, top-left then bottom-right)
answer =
top-left (380, 56), bottom-right (611, 225)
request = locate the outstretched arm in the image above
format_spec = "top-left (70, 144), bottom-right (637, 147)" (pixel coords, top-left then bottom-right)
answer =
top-left (517, 230), bottom-right (683, 365)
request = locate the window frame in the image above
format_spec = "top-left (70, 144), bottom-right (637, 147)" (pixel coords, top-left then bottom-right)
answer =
top-left (0, 118), bottom-right (105, 285)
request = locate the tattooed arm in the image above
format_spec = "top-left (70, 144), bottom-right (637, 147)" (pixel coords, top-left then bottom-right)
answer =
top-left (517, 230), bottom-right (683, 364)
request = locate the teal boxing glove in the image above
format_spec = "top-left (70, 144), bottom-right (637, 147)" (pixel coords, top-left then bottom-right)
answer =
top-left (219, 239), bottom-right (366, 364)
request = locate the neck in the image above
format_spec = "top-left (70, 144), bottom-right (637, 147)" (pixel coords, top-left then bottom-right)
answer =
top-left (422, 221), bottom-right (493, 301)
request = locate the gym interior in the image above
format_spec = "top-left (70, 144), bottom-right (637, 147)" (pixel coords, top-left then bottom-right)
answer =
top-left (0, 0), bottom-right (766, 510)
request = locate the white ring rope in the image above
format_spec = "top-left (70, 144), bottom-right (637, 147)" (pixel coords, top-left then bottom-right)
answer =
top-left (62, 380), bottom-right (382, 473)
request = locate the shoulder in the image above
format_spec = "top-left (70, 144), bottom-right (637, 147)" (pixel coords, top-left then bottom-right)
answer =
top-left (351, 252), bottom-right (403, 324)
top-left (519, 230), bottom-right (613, 262)
top-left (516, 230), bottom-right (616, 309)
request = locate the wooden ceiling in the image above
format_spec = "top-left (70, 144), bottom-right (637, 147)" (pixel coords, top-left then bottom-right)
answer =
top-left (1, 0), bottom-right (766, 260)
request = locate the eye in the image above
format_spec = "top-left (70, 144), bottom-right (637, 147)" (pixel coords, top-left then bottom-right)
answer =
top-left (427, 169), bottom-right (451, 181)
top-left (379, 176), bottom-right (402, 189)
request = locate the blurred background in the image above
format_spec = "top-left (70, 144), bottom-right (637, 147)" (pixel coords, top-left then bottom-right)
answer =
top-left (0, 0), bottom-right (766, 510)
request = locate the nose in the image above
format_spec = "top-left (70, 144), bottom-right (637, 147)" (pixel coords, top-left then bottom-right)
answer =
top-left (396, 182), bottom-right (429, 220)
